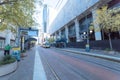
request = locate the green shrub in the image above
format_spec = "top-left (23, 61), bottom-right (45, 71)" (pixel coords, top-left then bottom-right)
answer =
top-left (0, 55), bottom-right (16, 66)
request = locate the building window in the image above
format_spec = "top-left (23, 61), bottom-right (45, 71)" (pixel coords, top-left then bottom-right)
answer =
top-left (61, 29), bottom-right (66, 38)
top-left (0, 40), bottom-right (4, 49)
top-left (68, 23), bottom-right (76, 36)
top-left (68, 23), bottom-right (76, 42)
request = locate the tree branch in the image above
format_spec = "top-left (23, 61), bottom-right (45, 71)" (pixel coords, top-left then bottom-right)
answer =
top-left (0, 0), bottom-right (18, 5)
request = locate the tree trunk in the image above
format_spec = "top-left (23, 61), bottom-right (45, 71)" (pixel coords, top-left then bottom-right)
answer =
top-left (101, 29), bottom-right (104, 40)
top-left (108, 33), bottom-right (113, 50)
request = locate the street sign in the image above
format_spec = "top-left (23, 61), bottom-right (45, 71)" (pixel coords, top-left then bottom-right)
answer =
top-left (20, 28), bottom-right (38, 37)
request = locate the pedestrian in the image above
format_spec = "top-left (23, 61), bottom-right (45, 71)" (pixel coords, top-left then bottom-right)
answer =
top-left (4, 44), bottom-right (11, 56)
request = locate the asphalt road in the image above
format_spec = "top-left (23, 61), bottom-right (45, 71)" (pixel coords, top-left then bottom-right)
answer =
top-left (0, 46), bottom-right (120, 80)
top-left (38, 46), bottom-right (120, 80)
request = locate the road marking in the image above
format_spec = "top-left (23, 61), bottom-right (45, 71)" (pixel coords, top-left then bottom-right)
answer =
top-left (33, 50), bottom-right (47, 80)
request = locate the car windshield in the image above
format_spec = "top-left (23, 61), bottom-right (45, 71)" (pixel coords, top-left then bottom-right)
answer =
top-left (45, 43), bottom-right (50, 45)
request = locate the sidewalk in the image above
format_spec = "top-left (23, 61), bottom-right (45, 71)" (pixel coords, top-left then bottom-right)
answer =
top-left (0, 47), bottom-right (35, 80)
top-left (58, 48), bottom-right (120, 62)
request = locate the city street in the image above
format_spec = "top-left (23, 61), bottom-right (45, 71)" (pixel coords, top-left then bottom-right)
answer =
top-left (0, 0), bottom-right (120, 80)
top-left (0, 46), bottom-right (120, 80)
top-left (38, 46), bottom-right (120, 80)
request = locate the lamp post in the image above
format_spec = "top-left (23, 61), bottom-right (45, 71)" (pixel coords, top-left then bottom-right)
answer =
top-left (85, 0), bottom-right (91, 52)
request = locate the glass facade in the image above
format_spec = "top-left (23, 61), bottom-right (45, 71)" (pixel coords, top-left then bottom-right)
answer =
top-left (68, 23), bottom-right (76, 37)
top-left (61, 29), bottom-right (65, 38)
top-left (48, 0), bottom-right (99, 34)
top-left (68, 23), bottom-right (76, 42)
top-left (51, 0), bottom-right (120, 43)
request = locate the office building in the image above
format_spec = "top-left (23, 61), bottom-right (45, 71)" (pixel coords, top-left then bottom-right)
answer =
top-left (48, 0), bottom-right (120, 50)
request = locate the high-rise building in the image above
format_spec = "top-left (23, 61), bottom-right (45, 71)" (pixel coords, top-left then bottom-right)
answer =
top-left (48, 0), bottom-right (120, 50)
top-left (43, 4), bottom-right (49, 33)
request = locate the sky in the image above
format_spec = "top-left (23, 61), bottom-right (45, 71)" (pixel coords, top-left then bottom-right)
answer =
top-left (33, 0), bottom-right (67, 43)
top-left (33, 0), bottom-right (68, 32)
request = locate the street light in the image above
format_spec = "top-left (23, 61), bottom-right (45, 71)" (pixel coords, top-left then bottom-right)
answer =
top-left (83, 32), bottom-right (86, 35)
top-left (85, 0), bottom-right (91, 52)
top-left (90, 30), bottom-right (93, 33)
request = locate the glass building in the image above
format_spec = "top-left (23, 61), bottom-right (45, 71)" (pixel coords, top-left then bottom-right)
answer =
top-left (48, 0), bottom-right (120, 50)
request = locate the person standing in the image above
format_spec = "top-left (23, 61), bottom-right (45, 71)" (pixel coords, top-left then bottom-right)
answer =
top-left (4, 44), bottom-right (11, 56)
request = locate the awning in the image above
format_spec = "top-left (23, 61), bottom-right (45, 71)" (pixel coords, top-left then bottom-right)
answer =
top-left (25, 38), bottom-right (37, 42)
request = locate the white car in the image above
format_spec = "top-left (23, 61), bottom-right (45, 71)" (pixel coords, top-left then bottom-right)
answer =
top-left (42, 43), bottom-right (50, 48)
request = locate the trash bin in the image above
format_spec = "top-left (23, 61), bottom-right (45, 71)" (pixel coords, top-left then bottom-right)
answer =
top-left (12, 47), bottom-right (21, 61)
top-left (85, 44), bottom-right (90, 52)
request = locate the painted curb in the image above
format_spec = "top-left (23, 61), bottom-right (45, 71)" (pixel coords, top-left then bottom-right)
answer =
top-left (0, 61), bottom-right (18, 76)
top-left (60, 49), bottom-right (120, 62)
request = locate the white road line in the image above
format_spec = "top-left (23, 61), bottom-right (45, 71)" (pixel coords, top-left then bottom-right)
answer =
top-left (33, 50), bottom-right (47, 80)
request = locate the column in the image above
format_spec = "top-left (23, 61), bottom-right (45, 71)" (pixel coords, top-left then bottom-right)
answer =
top-left (59, 30), bottom-right (61, 39)
top-left (92, 9), bottom-right (102, 40)
top-left (74, 18), bottom-right (81, 42)
top-left (5, 30), bottom-right (11, 45)
top-left (55, 32), bottom-right (57, 41)
top-left (65, 25), bottom-right (69, 43)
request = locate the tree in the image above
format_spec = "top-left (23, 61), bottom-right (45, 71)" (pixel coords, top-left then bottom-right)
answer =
top-left (0, 0), bottom-right (36, 32)
top-left (95, 6), bottom-right (120, 50)
top-left (0, 0), bottom-right (39, 45)
top-left (48, 37), bottom-right (55, 44)
top-left (0, 0), bottom-right (18, 5)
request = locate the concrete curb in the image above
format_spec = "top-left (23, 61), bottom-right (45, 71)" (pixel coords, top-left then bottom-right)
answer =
top-left (0, 61), bottom-right (18, 76)
top-left (60, 49), bottom-right (120, 62)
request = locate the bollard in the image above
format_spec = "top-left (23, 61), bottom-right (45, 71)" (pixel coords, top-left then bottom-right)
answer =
top-left (85, 44), bottom-right (90, 52)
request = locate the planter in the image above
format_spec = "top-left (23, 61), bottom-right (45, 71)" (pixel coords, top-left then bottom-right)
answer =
top-left (0, 61), bottom-right (17, 76)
